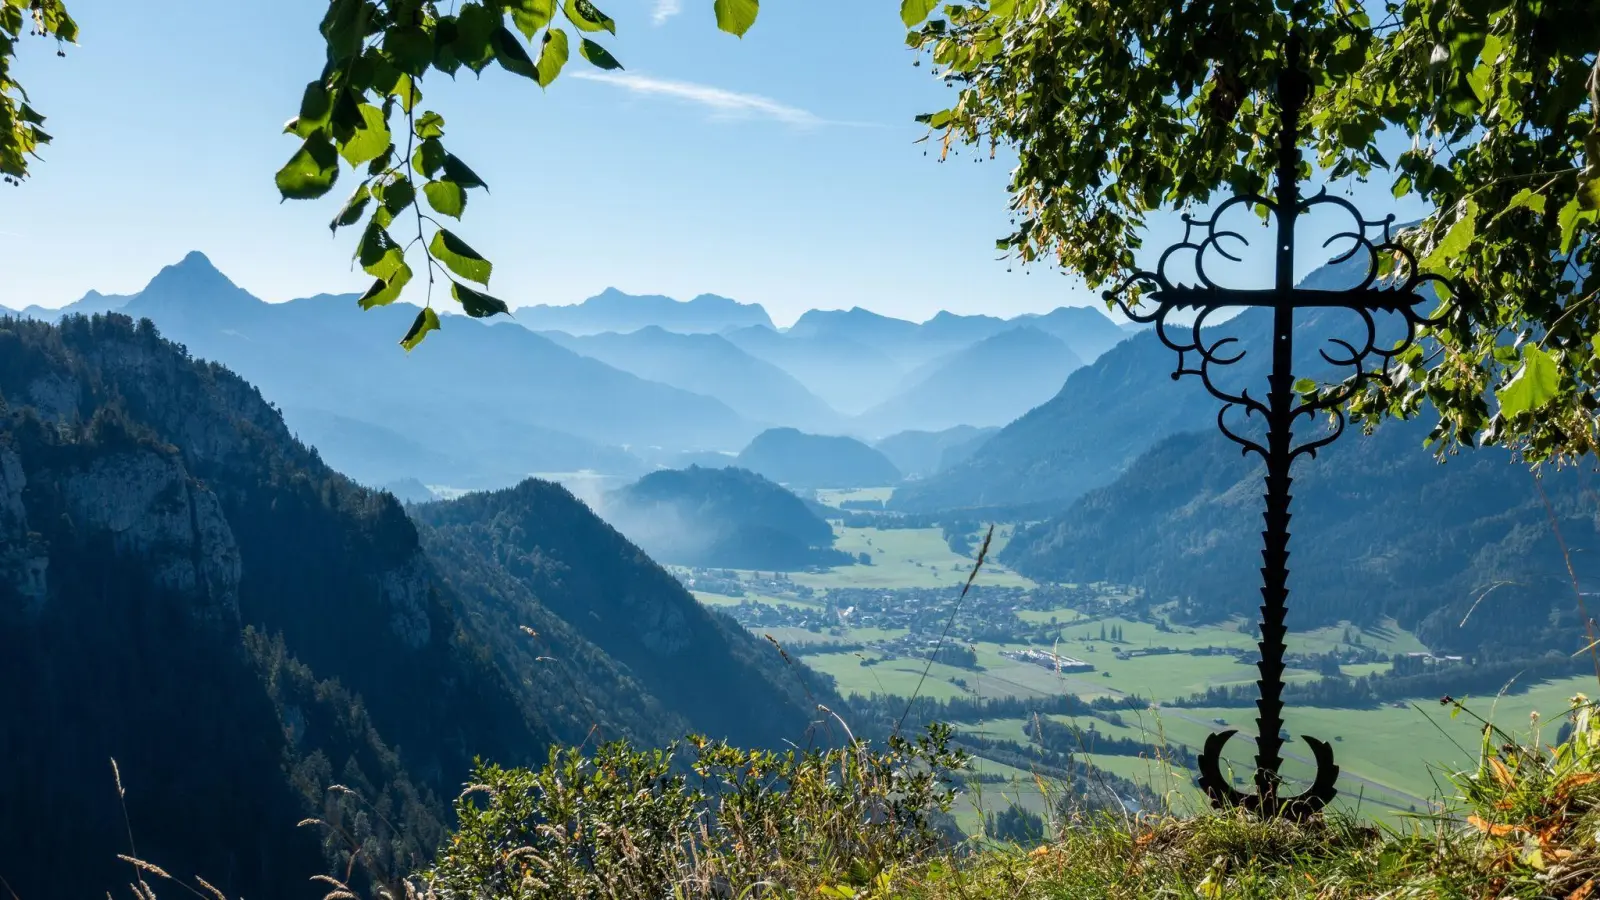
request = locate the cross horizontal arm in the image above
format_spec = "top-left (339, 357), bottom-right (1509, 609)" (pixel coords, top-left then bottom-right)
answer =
top-left (1151, 285), bottom-right (1434, 315)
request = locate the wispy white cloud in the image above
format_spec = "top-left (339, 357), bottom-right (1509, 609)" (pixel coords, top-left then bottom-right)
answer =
top-left (571, 71), bottom-right (830, 128)
top-left (651, 0), bottom-right (682, 25)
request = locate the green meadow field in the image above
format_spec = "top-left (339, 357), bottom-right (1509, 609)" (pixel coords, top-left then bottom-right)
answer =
top-left (689, 516), bottom-right (1595, 829)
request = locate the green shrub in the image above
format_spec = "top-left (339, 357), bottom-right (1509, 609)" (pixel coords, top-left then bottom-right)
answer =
top-left (424, 724), bottom-right (968, 899)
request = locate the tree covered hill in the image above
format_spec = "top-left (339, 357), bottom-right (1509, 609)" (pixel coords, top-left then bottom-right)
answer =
top-left (735, 428), bottom-right (903, 489)
top-left (601, 466), bottom-right (851, 570)
top-left (0, 313), bottom-right (826, 899)
top-left (1001, 418), bottom-right (1600, 655)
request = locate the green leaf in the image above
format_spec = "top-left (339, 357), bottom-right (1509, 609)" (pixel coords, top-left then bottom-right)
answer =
top-left (329, 183), bottom-right (371, 233)
top-left (430, 229), bottom-right (494, 284)
top-left (510, 0), bottom-right (557, 40)
top-left (358, 262), bottom-right (413, 309)
top-left (424, 180), bottom-right (468, 218)
top-left (1579, 174), bottom-right (1600, 212)
top-left (339, 104), bottom-right (392, 167)
top-left (900, 0), bottom-right (938, 27)
top-left (366, 146), bottom-right (394, 177)
top-left (392, 73), bottom-right (421, 113)
top-left (714, 0), bottom-right (759, 36)
top-left (1558, 196), bottom-right (1597, 255)
top-left (1496, 344), bottom-right (1560, 418)
top-left (579, 38), bottom-right (624, 71)
top-left (381, 176), bottom-right (416, 215)
top-left (442, 154), bottom-right (488, 190)
top-left (357, 220), bottom-right (406, 280)
top-left (1293, 378), bottom-right (1317, 395)
top-left (454, 3), bottom-right (502, 73)
top-left (401, 307), bottom-right (441, 351)
top-left (536, 28), bottom-right (570, 87)
top-left (286, 82), bottom-right (333, 138)
top-left (1502, 188), bottom-right (1546, 218)
top-left (321, 0), bottom-right (367, 57)
top-left (432, 17), bottom-right (465, 76)
top-left (275, 133), bottom-right (340, 200)
top-left (1422, 199), bottom-right (1477, 270)
top-left (563, 0), bottom-right (616, 34)
top-left (413, 137), bottom-right (447, 178)
top-left (414, 111), bottom-right (446, 140)
top-left (493, 26), bottom-right (540, 80)
top-left (453, 282), bottom-right (511, 318)
top-left (384, 26), bottom-right (436, 76)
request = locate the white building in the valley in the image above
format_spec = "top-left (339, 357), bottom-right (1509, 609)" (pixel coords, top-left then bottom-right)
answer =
top-left (1002, 648), bottom-right (1095, 674)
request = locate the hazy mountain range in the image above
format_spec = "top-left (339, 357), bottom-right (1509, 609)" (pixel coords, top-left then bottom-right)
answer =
top-left (5, 253), bottom-right (1132, 491)
top-left (874, 425), bottom-right (999, 480)
top-left (860, 327), bottom-right (1084, 435)
top-left (513, 287), bottom-right (775, 334)
top-left (539, 326), bottom-right (844, 433)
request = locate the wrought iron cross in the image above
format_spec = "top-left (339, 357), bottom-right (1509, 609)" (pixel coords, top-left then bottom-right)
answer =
top-left (1108, 35), bottom-right (1457, 819)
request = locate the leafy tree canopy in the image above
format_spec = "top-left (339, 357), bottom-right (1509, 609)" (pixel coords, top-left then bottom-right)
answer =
top-left (905, 0), bottom-right (1600, 463)
top-left (1, 0), bottom-right (760, 348)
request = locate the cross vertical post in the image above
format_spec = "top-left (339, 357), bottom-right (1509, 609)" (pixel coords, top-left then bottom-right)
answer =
top-left (1108, 31), bottom-right (1458, 820)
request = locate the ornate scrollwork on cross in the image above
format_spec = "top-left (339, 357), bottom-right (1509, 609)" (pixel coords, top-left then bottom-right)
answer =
top-left (1114, 192), bottom-right (1453, 465)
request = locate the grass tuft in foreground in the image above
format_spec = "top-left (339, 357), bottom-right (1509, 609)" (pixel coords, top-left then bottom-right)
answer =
top-left (906, 692), bottom-right (1600, 900)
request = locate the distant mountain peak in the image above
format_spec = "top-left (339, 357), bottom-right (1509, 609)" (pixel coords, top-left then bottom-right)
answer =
top-left (687, 293), bottom-right (745, 306)
top-left (129, 251), bottom-right (259, 314)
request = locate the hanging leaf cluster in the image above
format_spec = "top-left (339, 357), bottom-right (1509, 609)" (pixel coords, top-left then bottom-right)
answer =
top-left (0, 0), bottom-right (76, 183)
top-left (280, 0), bottom-right (760, 349)
top-left (907, 0), bottom-right (1600, 464)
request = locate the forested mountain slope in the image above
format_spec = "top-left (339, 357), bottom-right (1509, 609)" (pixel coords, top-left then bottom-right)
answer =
top-left (1002, 419), bottom-right (1600, 654)
top-left (0, 314), bottom-right (824, 899)
top-left (414, 479), bottom-right (827, 745)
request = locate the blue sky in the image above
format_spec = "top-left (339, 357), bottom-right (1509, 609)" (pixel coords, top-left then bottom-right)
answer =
top-left (6, 1), bottom-right (1424, 325)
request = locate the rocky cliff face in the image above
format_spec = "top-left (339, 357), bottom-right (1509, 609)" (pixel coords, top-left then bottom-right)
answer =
top-left (60, 449), bottom-right (241, 625)
top-left (0, 445), bottom-right (47, 614)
